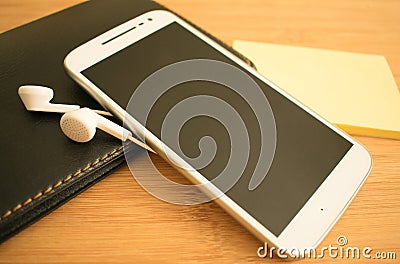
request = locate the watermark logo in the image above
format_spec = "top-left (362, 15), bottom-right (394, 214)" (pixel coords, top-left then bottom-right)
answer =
top-left (257, 235), bottom-right (397, 260)
top-left (123, 59), bottom-right (277, 205)
top-left (336, 235), bottom-right (348, 247)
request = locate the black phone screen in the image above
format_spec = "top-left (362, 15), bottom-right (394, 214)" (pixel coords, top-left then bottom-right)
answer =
top-left (81, 22), bottom-right (352, 237)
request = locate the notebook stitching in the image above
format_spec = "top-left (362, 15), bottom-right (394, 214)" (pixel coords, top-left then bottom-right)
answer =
top-left (0, 145), bottom-right (124, 221)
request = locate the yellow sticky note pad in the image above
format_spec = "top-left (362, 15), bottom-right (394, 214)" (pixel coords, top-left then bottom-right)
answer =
top-left (233, 40), bottom-right (400, 140)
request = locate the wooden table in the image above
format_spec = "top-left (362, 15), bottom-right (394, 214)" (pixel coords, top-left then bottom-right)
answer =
top-left (1, 0), bottom-right (399, 263)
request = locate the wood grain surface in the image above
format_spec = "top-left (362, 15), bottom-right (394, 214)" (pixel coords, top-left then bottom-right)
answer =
top-left (0, 0), bottom-right (399, 263)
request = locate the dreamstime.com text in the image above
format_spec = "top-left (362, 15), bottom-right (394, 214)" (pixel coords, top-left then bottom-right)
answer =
top-left (257, 236), bottom-right (396, 260)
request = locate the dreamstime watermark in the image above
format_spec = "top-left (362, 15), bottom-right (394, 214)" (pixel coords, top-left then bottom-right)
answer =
top-left (123, 59), bottom-right (277, 205)
top-left (257, 235), bottom-right (397, 260)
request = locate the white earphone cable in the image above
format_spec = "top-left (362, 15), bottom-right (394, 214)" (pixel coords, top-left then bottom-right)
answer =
top-left (127, 135), bottom-right (156, 154)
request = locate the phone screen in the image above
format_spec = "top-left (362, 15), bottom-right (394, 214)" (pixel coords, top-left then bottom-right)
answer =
top-left (81, 22), bottom-right (352, 237)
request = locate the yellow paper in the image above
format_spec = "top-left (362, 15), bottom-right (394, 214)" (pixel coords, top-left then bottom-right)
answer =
top-left (233, 40), bottom-right (400, 140)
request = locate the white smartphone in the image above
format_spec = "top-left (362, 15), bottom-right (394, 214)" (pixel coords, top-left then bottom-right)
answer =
top-left (64, 10), bottom-right (372, 251)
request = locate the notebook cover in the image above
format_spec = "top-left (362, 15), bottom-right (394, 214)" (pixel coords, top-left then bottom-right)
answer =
top-left (0, 0), bottom-right (254, 242)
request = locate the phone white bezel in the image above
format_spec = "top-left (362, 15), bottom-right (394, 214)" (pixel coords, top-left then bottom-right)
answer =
top-left (64, 10), bottom-right (372, 250)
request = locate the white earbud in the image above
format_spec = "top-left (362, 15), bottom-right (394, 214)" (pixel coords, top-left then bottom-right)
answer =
top-left (60, 108), bottom-right (130, 143)
top-left (18, 85), bottom-right (112, 116)
top-left (18, 85), bottom-right (80, 113)
top-left (18, 85), bottom-right (155, 153)
top-left (60, 108), bottom-right (155, 153)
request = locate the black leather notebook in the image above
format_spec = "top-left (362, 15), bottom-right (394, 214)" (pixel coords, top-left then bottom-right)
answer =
top-left (0, 0), bottom-right (254, 242)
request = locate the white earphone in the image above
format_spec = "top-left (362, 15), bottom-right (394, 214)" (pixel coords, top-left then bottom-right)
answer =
top-left (18, 85), bottom-right (112, 116)
top-left (18, 85), bottom-right (155, 153)
top-left (19, 85), bottom-right (79, 113)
